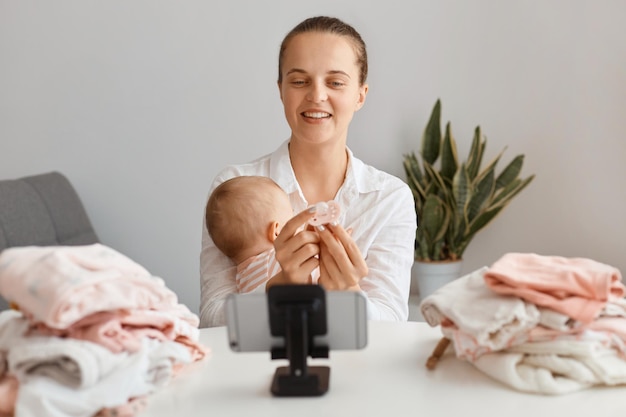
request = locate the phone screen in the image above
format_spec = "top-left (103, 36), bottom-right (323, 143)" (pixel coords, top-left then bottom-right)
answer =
top-left (225, 290), bottom-right (368, 352)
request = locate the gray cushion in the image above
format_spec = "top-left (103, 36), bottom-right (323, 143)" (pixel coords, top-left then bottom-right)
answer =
top-left (0, 171), bottom-right (99, 309)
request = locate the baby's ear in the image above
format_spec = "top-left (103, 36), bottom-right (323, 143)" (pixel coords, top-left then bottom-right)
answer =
top-left (267, 221), bottom-right (281, 242)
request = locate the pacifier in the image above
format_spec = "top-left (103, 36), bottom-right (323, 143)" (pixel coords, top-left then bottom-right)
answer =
top-left (308, 200), bottom-right (341, 226)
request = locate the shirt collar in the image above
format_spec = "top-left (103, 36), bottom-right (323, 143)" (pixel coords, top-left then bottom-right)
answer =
top-left (269, 139), bottom-right (385, 200)
top-left (345, 147), bottom-right (385, 194)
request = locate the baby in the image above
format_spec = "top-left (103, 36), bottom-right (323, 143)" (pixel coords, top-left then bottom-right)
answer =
top-left (206, 175), bottom-right (342, 293)
top-left (205, 176), bottom-right (294, 293)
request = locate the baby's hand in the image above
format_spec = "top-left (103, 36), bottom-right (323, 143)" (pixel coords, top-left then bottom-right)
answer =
top-left (307, 201), bottom-right (341, 226)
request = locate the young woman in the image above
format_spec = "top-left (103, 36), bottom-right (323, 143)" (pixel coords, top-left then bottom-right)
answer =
top-left (199, 16), bottom-right (416, 327)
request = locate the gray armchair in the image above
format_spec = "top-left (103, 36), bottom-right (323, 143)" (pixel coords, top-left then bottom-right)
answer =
top-left (0, 171), bottom-right (100, 309)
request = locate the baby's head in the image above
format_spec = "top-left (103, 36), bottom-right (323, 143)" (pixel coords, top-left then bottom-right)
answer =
top-left (205, 176), bottom-right (292, 262)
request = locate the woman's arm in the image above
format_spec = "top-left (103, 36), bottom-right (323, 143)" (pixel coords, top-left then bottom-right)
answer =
top-left (199, 169), bottom-right (244, 328)
top-left (199, 221), bottom-right (236, 328)
top-left (358, 184), bottom-right (416, 320)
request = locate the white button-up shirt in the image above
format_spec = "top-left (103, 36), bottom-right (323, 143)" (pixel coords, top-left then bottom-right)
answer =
top-left (199, 140), bottom-right (417, 327)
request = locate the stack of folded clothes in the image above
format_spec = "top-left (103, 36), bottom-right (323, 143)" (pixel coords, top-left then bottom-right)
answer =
top-left (0, 243), bottom-right (209, 417)
top-left (420, 252), bottom-right (626, 395)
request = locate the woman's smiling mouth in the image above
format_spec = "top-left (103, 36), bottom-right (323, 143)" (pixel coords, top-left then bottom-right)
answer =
top-left (302, 111), bottom-right (331, 119)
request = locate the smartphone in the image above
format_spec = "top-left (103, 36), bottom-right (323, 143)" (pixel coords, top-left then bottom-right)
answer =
top-left (225, 290), bottom-right (368, 352)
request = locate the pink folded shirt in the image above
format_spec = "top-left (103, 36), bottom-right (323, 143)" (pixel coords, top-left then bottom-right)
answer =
top-left (0, 244), bottom-right (179, 329)
top-left (484, 253), bottom-right (625, 323)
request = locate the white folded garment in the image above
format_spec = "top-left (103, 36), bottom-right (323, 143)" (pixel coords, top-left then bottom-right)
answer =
top-left (473, 351), bottom-right (593, 395)
top-left (14, 337), bottom-right (192, 417)
top-left (474, 336), bottom-right (626, 394)
top-left (420, 267), bottom-right (540, 351)
top-left (0, 310), bottom-right (129, 389)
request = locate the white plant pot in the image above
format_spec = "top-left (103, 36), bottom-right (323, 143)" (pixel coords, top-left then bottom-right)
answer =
top-left (411, 260), bottom-right (463, 299)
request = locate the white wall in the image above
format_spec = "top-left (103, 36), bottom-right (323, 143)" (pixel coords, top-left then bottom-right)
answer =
top-left (1, 0), bottom-right (625, 314)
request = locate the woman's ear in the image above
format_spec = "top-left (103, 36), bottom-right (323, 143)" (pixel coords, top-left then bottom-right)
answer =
top-left (267, 221), bottom-right (281, 242)
top-left (355, 83), bottom-right (369, 111)
top-left (277, 81), bottom-right (284, 102)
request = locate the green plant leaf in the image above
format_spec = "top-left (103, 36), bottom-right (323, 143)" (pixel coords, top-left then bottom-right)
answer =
top-left (461, 176), bottom-right (535, 257)
top-left (475, 149), bottom-right (504, 181)
top-left (403, 154), bottom-right (426, 201)
top-left (421, 99), bottom-right (442, 165)
top-left (447, 214), bottom-right (466, 260)
top-left (466, 127), bottom-right (485, 180)
top-left (491, 175), bottom-right (535, 208)
top-left (418, 194), bottom-right (451, 261)
top-left (467, 168), bottom-right (495, 222)
top-left (423, 162), bottom-right (449, 199)
top-left (454, 206), bottom-right (504, 257)
top-left (467, 206), bottom-right (503, 239)
top-left (440, 122), bottom-right (458, 182)
top-left (416, 233), bottom-right (430, 260)
top-left (495, 154), bottom-right (525, 190)
top-left (452, 164), bottom-right (470, 221)
top-left (423, 195), bottom-right (450, 242)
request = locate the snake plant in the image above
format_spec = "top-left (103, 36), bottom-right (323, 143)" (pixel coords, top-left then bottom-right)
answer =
top-left (403, 99), bottom-right (535, 262)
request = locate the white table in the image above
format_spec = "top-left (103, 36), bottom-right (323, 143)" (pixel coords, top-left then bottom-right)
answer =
top-left (141, 321), bottom-right (626, 417)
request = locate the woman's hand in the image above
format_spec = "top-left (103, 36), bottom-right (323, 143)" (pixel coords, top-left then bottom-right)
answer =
top-left (316, 223), bottom-right (368, 291)
top-left (267, 207), bottom-right (320, 289)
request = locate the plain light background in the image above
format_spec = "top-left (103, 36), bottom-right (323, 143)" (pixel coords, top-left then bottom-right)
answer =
top-left (1, 1), bottom-right (625, 315)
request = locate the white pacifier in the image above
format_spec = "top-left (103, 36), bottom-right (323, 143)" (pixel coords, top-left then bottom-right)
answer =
top-left (308, 200), bottom-right (341, 226)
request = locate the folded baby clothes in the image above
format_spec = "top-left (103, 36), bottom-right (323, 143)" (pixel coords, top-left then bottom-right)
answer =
top-left (0, 244), bottom-right (179, 329)
top-left (474, 335), bottom-right (626, 395)
top-left (422, 253), bottom-right (626, 396)
top-left (420, 267), bottom-right (540, 356)
top-left (0, 244), bottom-right (209, 417)
top-left (0, 310), bottom-right (130, 389)
top-left (14, 337), bottom-right (192, 417)
top-left (484, 253), bottom-right (625, 323)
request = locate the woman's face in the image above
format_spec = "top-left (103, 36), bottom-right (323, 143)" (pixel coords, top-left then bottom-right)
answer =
top-left (278, 32), bottom-right (368, 147)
